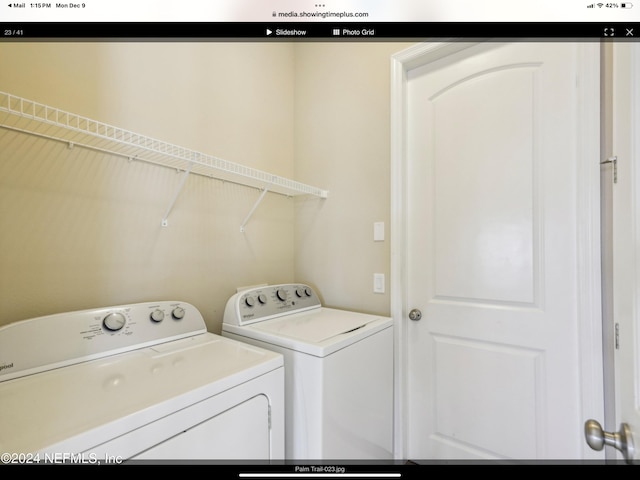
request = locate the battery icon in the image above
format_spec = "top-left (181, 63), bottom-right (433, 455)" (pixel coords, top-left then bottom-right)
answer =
top-left (621, 2), bottom-right (633, 7)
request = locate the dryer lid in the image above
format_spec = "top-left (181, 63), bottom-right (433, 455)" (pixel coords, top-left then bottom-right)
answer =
top-left (0, 332), bottom-right (283, 455)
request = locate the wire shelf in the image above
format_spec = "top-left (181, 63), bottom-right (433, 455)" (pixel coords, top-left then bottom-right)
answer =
top-left (0, 91), bottom-right (329, 199)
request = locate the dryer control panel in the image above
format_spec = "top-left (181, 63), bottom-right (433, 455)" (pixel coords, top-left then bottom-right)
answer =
top-left (223, 284), bottom-right (322, 326)
top-left (0, 301), bottom-right (207, 382)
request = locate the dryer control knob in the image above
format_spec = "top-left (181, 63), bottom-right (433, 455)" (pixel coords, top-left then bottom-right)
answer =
top-left (103, 312), bottom-right (126, 331)
top-left (245, 296), bottom-right (255, 307)
top-left (296, 288), bottom-right (306, 297)
top-left (172, 306), bottom-right (186, 320)
top-left (276, 288), bottom-right (287, 301)
top-left (150, 309), bottom-right (165, 322)
top-left (258, 294), bottom-right (267, 304)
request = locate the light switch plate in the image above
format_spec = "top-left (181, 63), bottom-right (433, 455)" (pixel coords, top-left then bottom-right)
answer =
top-left (373, 273), bottom-right (385, 293)
top-left (374, 222), bottom-right (384, 241)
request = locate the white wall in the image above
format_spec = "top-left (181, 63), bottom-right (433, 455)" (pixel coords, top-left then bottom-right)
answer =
top-left (294, 42), bottom-right (414, 315)
top-left (0, 40), bottom-right (415, 332)
top-left (0, 42), bottom-right (297, 333)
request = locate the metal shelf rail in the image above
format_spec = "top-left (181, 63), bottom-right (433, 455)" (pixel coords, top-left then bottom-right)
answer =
top-left (0, 91), bottom-right (328, 231)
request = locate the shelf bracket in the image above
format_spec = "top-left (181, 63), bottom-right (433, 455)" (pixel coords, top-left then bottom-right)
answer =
top-left (161, 162), bottom-right (194, 227)
top-left (240, 184), bottom-right (271, 233)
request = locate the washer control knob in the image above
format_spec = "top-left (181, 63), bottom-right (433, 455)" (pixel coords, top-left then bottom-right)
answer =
top-left (276, 288), bottom-right (287, 301)
top-left (305, 287), bottom-right (312, 297)
top-left (245, 296), bottom-right (255, 307)
top-left (258, 294), bottom-right (267, 304)
top-left (172, 306), bottom-right (186, 320)
top-left (296, 288), bottom-right (306, 297)
top-left (150, 309), bottom-right (165, 322)
top-left (103, 312), bottom-right (126, 331)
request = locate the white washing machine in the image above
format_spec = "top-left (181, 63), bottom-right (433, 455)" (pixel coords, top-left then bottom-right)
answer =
top-left (0, 301), bottom-right (284, 463)
top-left (222, 284), bottom-right (393, 460)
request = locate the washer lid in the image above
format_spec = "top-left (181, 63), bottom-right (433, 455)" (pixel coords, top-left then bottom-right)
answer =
top-left (228, 307), bottom-right (393, 357)
top-left (251, 309), bottom-right (378, 343)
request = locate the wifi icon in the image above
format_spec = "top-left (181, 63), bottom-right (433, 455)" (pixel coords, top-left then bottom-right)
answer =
top-left (598, 2), bottom-right (604, 6)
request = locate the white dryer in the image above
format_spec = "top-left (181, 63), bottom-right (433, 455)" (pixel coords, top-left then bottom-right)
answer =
top-left (222, 284), bottom-right (393, 460)
top-left (0, 301), bottom-right (284, 462)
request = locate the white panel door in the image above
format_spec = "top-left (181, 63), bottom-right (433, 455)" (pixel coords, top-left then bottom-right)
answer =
top-left (398, 42), bottom-right (603, 460)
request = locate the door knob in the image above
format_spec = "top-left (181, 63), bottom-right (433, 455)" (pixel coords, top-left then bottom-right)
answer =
top-left (408, 309), bottom-right (422, 321)
top-left (585, 419), bottom-right (635, 464)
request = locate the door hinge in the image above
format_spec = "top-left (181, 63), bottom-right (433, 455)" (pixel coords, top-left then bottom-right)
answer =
top-left (601, 156), bottom-right (618, 184)
top-left (615, 323), bottom-right (620, 350)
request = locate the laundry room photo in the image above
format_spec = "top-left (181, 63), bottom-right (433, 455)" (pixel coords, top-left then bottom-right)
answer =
top-left (0, 41), bottom-right (408, 463)
top-left (2, 35), bottom-right (640, 467)
top-left (0, 41), bottom-right (402, 333)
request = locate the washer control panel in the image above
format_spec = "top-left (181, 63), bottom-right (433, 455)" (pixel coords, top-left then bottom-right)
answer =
top-left (0, 301), bottom-right (207, 382)
top-left (224, 284), bottom-right (321, 326)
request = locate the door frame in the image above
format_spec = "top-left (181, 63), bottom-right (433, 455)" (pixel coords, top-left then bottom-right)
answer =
top-left (610, 42), bottom-right (640, 462)
top-left (389, 41), bottom-right (604, 459)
